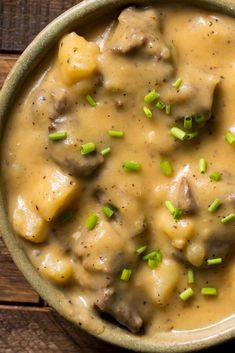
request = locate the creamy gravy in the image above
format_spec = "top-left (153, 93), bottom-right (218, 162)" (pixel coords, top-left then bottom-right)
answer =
top-left (2, 4), bottom-right (235, 336)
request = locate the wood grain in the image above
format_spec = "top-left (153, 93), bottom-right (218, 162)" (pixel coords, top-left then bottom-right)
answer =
top-left (0, 54), bottom-right (18, 88)
top-left (0, 305), bottom-right (131, 353)
top-left (0, 237), bottom-right (39, 303)
top-left (0, 0), bottom-right (80, 52)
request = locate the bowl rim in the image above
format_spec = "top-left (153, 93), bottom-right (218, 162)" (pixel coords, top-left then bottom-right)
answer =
top-left (1, 0), bottom-right (235, 351)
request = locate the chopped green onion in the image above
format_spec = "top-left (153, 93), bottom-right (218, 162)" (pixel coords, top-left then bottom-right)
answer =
top-left (184, 117), bottom-right (193, 130)
top-left (156, 101), bottom-right (166, 111)
top-left (136, 245), bottom-right (147, 255)
top-left (201, 287), bottom-right (217, 296)
top-left (81, 142), bottom-right (96, 155)
top-left (221, 213), bottom-right (235, 224)
top-left (160, 159), bottom-right (173, 177)
top-left (86, 94), bottom-right (96, 107)
top-left (208, 198), bottom-right (222, 213)
top-left (108, 130), bottom-right (124, 138)
top-left (86, 213), bottom-right (99, 230)
top-left (122, 160), bottom-right (141, 172)
top-left (101, 147), bottom-right (111, 156)
top-left (49, 131), bottom-right (67, 141)
top-left (102, 206), bottom-right (114, 218)
top-left (143, 250), bottom-right (162, 262)
top-left (143, 250), bottom-right (162, 268)
top-left (170, 127), bottom-right (187, 141)
top-left (165, 104), bottom-right (172, 115)
top-left (199, 158), bottom-right (207, 174)
top-left (187, 269), bottom-right (195, 284)
top-left (143, 106), bottom-right (153, 119)
top-left (186, 131), bottom-right (199, 140)
top-left (179, 287), bottom-right (194, 301)
top-left (60, 210), bottom-right (73, 223)
top-left (225, 131), bottom-right (235, 144)
top-left (207, 258), bottom-right (222, 265)
top-left (210, 171), bottom-right (221, 182)
top-left (195, 115), bottom-right (205, 124)
top-left (172, 78), bottom-right (183, 89)
top-left (120, 268), bottom-right (132, 281)
top-left (144, 89), bottom-right (160, 103)
top-left (165, 200), bottom-right (183, 220)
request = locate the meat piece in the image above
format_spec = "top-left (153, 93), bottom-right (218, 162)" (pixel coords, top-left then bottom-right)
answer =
top-left (95, 288), bottom-right (143, 333)
top-left (75, 220), bottom-right (135, 273)
top-left (48, 142), bottom-right (104, 178)
top-left (162, 69), bottom-right (219, 122)
top-left (108, 7), bottom-right (171, 59)
top-left (51, 88), bottom-right (70, 115)
top-left (176, 177), bottom-right (197, 214)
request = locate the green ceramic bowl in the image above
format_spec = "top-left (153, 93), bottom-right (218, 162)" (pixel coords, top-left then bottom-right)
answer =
top-left (1, 0), bottom-right (235, 351)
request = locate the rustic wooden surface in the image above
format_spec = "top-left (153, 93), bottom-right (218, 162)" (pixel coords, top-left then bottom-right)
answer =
top-left (0, 0), bottom-right (235, 352)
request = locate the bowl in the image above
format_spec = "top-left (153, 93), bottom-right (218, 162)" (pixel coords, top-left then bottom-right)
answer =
top-left (1, 0), bottom-right (235, 351)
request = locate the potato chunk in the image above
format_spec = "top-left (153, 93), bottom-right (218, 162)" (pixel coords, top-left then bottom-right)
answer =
top-left (58, 32), bottom-right (100, 85)
top-left (39, 251), bottom-right (73, 285)
top-left (31, 168), bottom-right (79, 221)
top-left (156, 209), bottom-right (195, 249)
top-left (12, 196), bottom-right (48, 243)
top-left (135, 259), bottom-right (180, 306)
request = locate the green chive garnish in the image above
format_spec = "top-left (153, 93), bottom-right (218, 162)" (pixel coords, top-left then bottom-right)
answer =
top-left (108, 130), bottom-right (124, 138)
top-left (49, 131), bottom-right (67, 141)
top-left (144, 89), bottom-right (160, 103)
top-left (210, 171), bottom-right (221, 182)
top-left (179, 287), bottom-right (194, 301)
top-left (81, 142), bottom-right (96, 155)
top-left (225, 131), bottom-right (235, 144)
top-left (165, 200), bottom-right (183, 220)
top-left (208, 198), bottom-right (222, 213)
top-left (221, 213), bottom-right (235, 224)
top-left (199, 158), bottom-right (207, 174)
top-left (187, 269), bottom-right (195, 284)
top-left (195, 115), bottom-right (205, 124)
top-left (184, 117), bottom-right (192, 130)
top-left (143, 250), bottom-right (162, 268)
top-left (207, 258), bottom-right (222, 265)
top-left (143, 106), bottom-right (153, 119)
top-left (102, 206), bottom-right (114, 218)
top-left (186, 131), bottom-right (199, 140)
top-left (86, 94), bottom-right (96, 107)
top-left (120, 268), bottom-right (132, 281)
top-left (160, 159), bottom-right (173, 177)
top-left (156, 101), bottom-right (166, 111)
top-left (86, 213), bottom-right (99, 230)
top-left (172, 78), bottom-right (183, 89)
top-left (122, 160), bottom-right (141, 172)
top-left (101, 147), bottom-right (111, 156)
top-left (136, 245), bottom-right (147, 255)
top-left (165, 104), bottom-right (172, 115)
top-left (170, 127), bottom-right (187, 141)
top-left (201, 287), bottom-right (217, 296)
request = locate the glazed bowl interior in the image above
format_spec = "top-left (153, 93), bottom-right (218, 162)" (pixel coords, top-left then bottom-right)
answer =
top-left (1, 0), bottom-right (235, 351)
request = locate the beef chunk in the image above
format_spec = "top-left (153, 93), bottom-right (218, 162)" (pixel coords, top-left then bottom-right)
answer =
top-left (162, 70), bottom-right (219, 122)
top-left (108, 7), bottom-right (171, 59)
top-left (95, 288), bottom-right (143, 333)
top-left (49, 144), bottom-right (104, 178)
top-left (51, 88), bottom-right (70, 115)
top-left (176, 177), bottom-right (197, 214)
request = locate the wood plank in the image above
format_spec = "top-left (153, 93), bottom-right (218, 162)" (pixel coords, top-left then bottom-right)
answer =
top-left (0, 306), bottom-right (131, 353)
top-left (0, 0), bottom-right (81, 52)
top-left (0, 237), bottom-right (39, 303)
top-left (0, 54), bottom-right (18, 89)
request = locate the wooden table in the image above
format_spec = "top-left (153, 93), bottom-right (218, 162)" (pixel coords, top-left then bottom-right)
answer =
top-left (0, 1), bottom-right (235, 352)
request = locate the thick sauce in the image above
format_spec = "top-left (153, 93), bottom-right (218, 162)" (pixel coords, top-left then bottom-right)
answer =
top-left (3, 4), bottom-right (235, 335)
